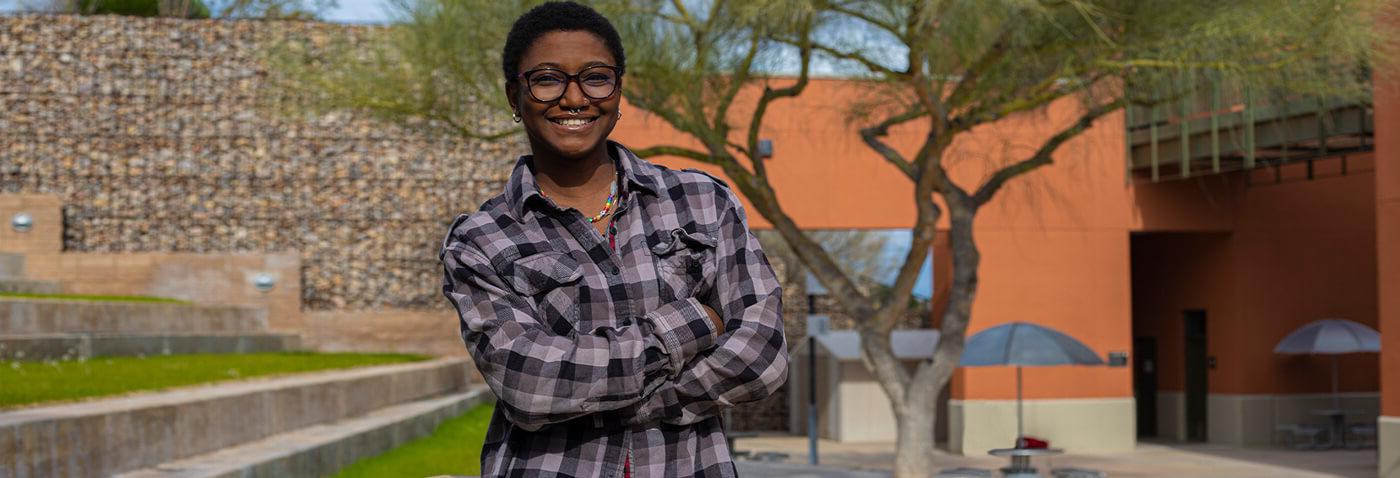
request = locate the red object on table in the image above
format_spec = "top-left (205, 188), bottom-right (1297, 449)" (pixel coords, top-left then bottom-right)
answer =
top-left (1019, 436), bottom-right (1049, 449)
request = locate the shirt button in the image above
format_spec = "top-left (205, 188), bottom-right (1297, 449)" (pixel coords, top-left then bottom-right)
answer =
top-left (608, 266), bottom-right (620, 275)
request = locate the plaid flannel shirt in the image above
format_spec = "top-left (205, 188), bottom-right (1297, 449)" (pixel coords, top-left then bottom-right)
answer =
top-left (440, 141), bottom-right (788, 477)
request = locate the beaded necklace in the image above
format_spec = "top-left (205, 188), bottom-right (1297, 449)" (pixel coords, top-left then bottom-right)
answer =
top-left (540, 174), bottom-right (618, 223)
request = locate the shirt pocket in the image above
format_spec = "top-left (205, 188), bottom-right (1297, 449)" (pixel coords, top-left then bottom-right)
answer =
top-left (502, 251), bottom-right (585, 333)
top-left (650, 225), bottom-right (718, 301)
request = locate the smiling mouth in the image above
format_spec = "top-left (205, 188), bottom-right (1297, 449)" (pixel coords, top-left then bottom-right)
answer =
top-left (549, 117), bottom-right (597, 127)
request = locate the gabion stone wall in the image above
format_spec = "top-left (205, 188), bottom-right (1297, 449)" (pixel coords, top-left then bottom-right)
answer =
top-left (0, 14), bottom-right (520, 309)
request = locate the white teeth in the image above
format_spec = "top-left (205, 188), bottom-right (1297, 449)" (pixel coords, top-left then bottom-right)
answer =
top-left (553, 118), bottom-right (592, 127)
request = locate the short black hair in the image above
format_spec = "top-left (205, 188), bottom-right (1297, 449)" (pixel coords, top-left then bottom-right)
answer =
top-left (501, 1), bottom-right (626, 83)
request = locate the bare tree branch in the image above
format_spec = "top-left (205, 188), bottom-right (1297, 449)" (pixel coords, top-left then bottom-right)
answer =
top-left (858, 106), bottom-right (928, 179)
top-left (711, 34), bottom-right (763, 141)
top-left (971, 98), bottom-right (1126, 206)
top-left (826, 1), bottom-right (904, 41)
top-left (630, 145), bottom-right (715, 164)
top-left (807, 42), bottom-right (905, 77)
top-left (746, 17), bottom-right (814, 180)
top-left (950, 72), bottom-right (1105, 132)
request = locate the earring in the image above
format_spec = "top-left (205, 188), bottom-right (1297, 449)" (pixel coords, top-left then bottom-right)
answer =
top-left (512, 111), bottom-right (521, 123)
top-left (616, 109), bottom-right (622, 121)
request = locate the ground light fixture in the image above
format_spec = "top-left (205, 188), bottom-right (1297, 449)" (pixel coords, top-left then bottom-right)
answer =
top-left (11, 212), bottom-right (33, 233)
top-left (253, 273), bottom-right (276, 293)
top-left (757, 139), bottom-right (774, 159)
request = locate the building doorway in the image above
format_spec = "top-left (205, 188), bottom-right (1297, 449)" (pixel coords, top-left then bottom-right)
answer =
top-left (1184, 309), bottom-right (1209, 442)
top-left (1133, 337), bottom-right (1158, 437)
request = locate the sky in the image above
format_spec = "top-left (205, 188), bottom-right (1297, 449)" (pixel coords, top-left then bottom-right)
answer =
top-left (875, 230), bottom-right (937, 301)
top-left (321, 0), bottom-right (392, 24)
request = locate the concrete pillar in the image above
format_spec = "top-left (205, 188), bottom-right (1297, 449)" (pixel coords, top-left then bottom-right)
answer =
top-left (1374, 69), bottom-right (1400, 478)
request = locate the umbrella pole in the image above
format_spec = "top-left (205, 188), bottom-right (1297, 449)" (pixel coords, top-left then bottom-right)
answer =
top-left (1017, 366), bottom-right (1024, 447)
top-left (1331, 355), bottom-right (1340, 409)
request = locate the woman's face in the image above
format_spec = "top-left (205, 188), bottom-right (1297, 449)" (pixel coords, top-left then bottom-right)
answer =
top-left (509, 30), bottom-right (622, 162)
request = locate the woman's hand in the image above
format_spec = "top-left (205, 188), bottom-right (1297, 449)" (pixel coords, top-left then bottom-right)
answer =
top-left (700, 304), bottom-right (724, 336)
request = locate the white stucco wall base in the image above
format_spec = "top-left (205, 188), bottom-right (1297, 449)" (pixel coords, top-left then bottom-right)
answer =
top-left (1381, 416), bottom-right (1400, 478)
top-left (948, 398), bottom-right (1136, 455)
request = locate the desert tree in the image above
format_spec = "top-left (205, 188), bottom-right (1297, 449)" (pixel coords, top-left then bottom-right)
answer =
top-left (267, 1), bottom-right (1390, 476)
top-left (772, 1), bottom-right (1388, 475)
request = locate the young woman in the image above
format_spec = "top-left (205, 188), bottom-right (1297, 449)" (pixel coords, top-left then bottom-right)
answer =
top-left (438, 2), bottom-right (788, 476)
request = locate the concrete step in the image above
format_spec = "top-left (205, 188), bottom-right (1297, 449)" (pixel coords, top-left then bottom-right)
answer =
top-left (0, 332), bottom-right (302, 360)
top-left (0, 278), bottom-right (62, 294)
top-left (115, 387), bottom-right (493, 478)
top-left (0, 298), bottom-right (267, 335)
top-left (0, 357), bottom-right (471, 478)
top-left (0, 253), bottom-right (22, 278)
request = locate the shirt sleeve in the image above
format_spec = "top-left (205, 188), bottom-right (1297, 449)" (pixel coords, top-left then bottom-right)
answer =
top-left (440, 239), bottom-right (719, 432)
top-left (608, 185), bottom-right (790, 427)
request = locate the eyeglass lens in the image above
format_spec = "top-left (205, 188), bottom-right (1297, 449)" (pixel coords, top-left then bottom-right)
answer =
top-left (526, 67), bottom-right (617, 102)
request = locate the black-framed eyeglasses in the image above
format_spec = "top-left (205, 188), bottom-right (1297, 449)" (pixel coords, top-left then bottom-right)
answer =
top-left (516, 65), bottom-right (620, 103)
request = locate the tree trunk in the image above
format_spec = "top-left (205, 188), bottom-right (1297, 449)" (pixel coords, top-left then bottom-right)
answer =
top-left (892, 366), bottom-right (950, 478)
top-left (895, 194), bottom-right (981, 477)
top-left (893, 401), bottom-right (937, 478)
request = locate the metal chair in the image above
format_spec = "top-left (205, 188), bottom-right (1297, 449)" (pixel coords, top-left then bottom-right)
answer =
top-left (1274, 423), bottom-right (1328, 449)
top-left (1345, 423), bottom-right (1377, 449)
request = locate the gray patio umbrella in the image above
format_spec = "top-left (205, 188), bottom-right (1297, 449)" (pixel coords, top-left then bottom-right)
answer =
top-left (960, 322), bottom-right (1105, 447)
top-left (1273, 318), bottom-right (1381, 408)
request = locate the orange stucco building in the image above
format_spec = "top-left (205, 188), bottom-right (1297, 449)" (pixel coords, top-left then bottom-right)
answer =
top-left (613, 77), bottom-right (1398, 470)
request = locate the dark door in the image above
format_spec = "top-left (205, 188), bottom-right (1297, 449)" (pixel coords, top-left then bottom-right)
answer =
top-left (1133, 337), bottom-right (1158, 437)
top-left (1184, 310), bottom-right (1209, 442)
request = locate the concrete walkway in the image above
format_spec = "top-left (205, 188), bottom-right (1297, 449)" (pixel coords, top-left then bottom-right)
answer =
top-left (734, 435), bottom-right (1378, 477)
top-left (737, 461), bottom-right (890, 477)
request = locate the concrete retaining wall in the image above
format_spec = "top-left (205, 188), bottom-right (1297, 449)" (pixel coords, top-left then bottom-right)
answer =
top-left (0, 253), bottom-right (23, 278)
top-left (116, 389), bottom-right (494, 478)
top-left (0, 333), bottom-right (300, 360)
top-left (0, 279), bottom-right (62, 294)
top-left (0, 357), bottom-right (469, 478)
top-left (18, 251), bottom-right (304, 331)
top-left (0, 298), bottom-right (268, 334)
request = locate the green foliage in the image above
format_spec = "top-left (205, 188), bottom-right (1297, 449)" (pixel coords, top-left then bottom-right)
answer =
top-left (213, 0), bottom-right (335, 19)
top-left (0, 352), bottom-right (425, 408)
top-left (265, 0), bottom-right (540, 140)
top-left (331, 403), bottom-right (494, 478)
top-left (73, 0), bottom-right (211, 18)
top-left (598, 0), bottom-right (818, 142)
top-left (0, 292), bottom-right (189, 303)
top-left (817, 0), bottom-right (1389, 130)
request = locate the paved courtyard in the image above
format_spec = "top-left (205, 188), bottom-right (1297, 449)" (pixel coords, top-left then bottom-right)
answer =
top-left (734, 435), bottom-right (1378, 477)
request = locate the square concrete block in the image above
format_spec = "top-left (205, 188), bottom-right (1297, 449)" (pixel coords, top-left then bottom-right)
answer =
top-left (16, 417), bottom-right (58, 478)
top-left (127, 404), bottom-right (179, 471)
top-left (169, 397), bottom-right (215, 459)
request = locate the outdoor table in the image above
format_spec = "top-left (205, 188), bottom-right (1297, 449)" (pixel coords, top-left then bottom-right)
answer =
top-left (987, 447), bottom-right (1064, 478)
top-left (1310, 409), bottom-right (1362, 449)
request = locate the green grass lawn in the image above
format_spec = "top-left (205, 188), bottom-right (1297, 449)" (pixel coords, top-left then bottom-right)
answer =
top-left (332, 403), bottom-right (493, 478)
top-left (0, 291), bottom-right (190, 303)
top-left (0, 352), bottom-right (425, 409)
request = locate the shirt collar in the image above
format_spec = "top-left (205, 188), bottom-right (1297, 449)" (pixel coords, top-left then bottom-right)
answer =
top-left (506, 141), bottom-right (661, 222)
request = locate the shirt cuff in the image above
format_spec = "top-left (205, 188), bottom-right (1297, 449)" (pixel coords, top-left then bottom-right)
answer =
top-left (644, 297), bottom-right (719, 375)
